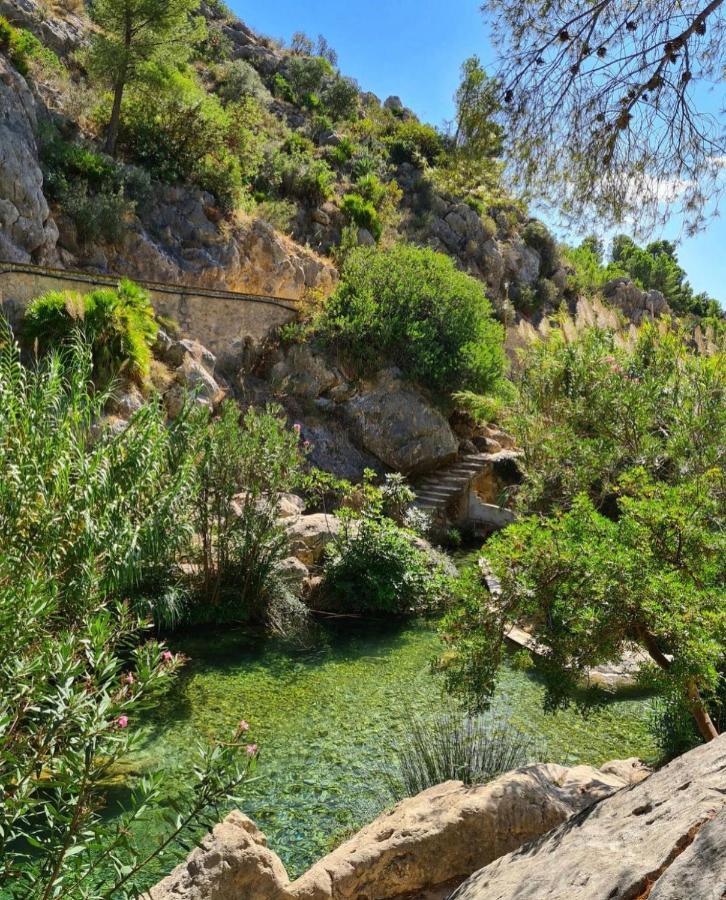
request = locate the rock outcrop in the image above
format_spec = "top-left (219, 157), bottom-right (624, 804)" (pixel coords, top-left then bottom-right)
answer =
top-left (149, 759), bottom-right (647, 900)
top-left (0, 57), bottom-right (58, 263)
top-left (450, 734), bottom-right (726, 900)
top-left (602, 277), bottom-right (671, 324)
top-left (342, 368), bottom-right (458, 474)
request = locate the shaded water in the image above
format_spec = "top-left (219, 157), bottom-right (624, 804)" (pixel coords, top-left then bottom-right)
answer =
top-left (125, 618), bottom-right (658, 884)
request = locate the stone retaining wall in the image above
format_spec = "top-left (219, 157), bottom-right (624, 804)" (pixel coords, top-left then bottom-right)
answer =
top-left (0, 263), bottom-right (298, 356)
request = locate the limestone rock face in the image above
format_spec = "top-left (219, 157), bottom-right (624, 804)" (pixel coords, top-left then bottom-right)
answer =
top-left (103, 190), bottom-right (336, 302)
top-left (602, 277), bottom-right (671, 324)
top-left (270, 344), bottom-right (342, 399)
top-left (0, 58), bottom-right (58, 263)
top-left (149, 760), bottom-right (644, 900)
top-left (0, 0), bottom-right (86, 54)
top-left (450, 734), bottom-right (726, 900)
top-left (343, 368), bottom-right (458, 474)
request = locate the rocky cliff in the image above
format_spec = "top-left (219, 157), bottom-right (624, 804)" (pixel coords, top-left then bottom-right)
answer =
top-left (0, 0), bottom-right (671, 326)
top-left (451, 733), bottom-right (726, 900)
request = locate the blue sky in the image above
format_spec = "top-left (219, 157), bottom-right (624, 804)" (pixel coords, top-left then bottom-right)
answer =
top-left (232, 0), bottom-right (723, 302)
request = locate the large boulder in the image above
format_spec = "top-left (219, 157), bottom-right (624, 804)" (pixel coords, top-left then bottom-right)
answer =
top-left (0, 58), bottom-right (58, 263)
top-left (450, 734), bottom-right (726, 900)
top-left (343, 368), bottom-right (458, 474)
top-left (285, 513), bottom-right (342, 567)
top-left (149, 759), bottom-right (647, 900)
top-left (270, 344), bottom-right (343, 399)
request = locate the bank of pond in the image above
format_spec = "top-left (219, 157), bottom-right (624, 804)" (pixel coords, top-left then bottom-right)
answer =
top-left (117, 617), bottom-right (659, 887)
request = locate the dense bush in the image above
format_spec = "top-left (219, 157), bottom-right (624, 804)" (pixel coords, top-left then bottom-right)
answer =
top-left (0, 16), bottom-right (63, 78)
top-left (386, 119), bottom-right (444, 166)
top-left (503, 322), bottom-right (725, 512)
top-left (214, 58), bottom-right (271, 105)
top-left (341, 193), bottom-right (382, 240)
top-left (258, 139), bottom-right (335, 204)
top-left (0, 324), bottom-right (255, 897)
top-left (323, 508), bottom-right (446, 614)
top-left (317, 244), bottom-right (506, 394)
top-left (23, 279), bottom-right (158, 384)
top-left (192, 401), bottom-right (305, 623)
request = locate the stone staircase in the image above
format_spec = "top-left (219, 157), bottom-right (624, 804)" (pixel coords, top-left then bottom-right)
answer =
top-left (413, 451), bottom-right (502, 514)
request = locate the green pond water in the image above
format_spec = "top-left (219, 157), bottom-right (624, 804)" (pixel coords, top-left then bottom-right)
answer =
top-left (120, 617), bottom-right (659, 887)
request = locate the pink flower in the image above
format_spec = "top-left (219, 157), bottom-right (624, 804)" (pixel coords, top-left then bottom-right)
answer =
top-left (161, 650), bottom-right (173, 662)
top-left (238, 719), bottom-right (250, 732)
top-left (123, 672), bottom-right (135, 685)
top-left (293, 423), bottom-right (302, 435)
top-left (246, 743), bottom-right (258, 756)
top-left (117, 715), bottom-right (129, 729)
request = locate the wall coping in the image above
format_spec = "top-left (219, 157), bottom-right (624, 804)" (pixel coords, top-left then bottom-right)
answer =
top-left (0, 261), bottom-right (298, 312)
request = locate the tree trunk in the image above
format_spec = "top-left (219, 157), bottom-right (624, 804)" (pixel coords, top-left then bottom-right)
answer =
top-left (104, 80), bottom-right (124, 157)
top-left (637, 625), bottom-right (719, 742)
top-left (104, 9), bottom-right (132, 157)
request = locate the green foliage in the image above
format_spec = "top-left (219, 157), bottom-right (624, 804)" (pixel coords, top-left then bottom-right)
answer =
top-left (386, 710), bottom-right (540, 799)
top-left (258, 138), bottom-right (334, 204)
top-left (610, 235), bottom-right (721, 318)
top-left (284, 55), bottom-right (334, 105)
top-left (23, 280), bottom-right (158, 384)
top-left (0, 17), bottom-right (63, 78)
top-left (442, 321), bottom-right (725, 742)
top-left (192, 402), bottom-right (305, 623)
top-left (87, 0), bottom-right (204, 155)
top-left (522, 220), bottom-right (558, 275)
top-left (322, 75), bottom-right (360, 120)
top-left (0, 324), bottom-right (255, 897)
top-left (116, 66), bottom-right (266, 207)
top-left (317, 244), bottom-right (506, 394)
top-left (214, 58), bottom-right (272, 105)
top-left (561, 237), bottom-right (626, 295)
top-left (341, 193), bottom-right (382, 241)
top-left (322, 479), bottom-right (447, 614)
top-left (436, 56), bottom-right (504, 201)
top-left (504, 323), bottom-right (725, 512)
top-left (386, 119), bottom-right (444, 167)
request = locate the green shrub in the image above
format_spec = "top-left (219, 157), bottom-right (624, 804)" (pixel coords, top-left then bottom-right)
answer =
top-left (386, 120), bottom-right (444, 167)
top-left (272, 72), bottom-right (295, 102)
top-left (522, 220), bottom-right (558, 275)
top-left (261, 144), bottom-right (335, 204)
top-left (215, 58), bottom-right (271, 105)
top-left (355, 172), bottom-right (387, 206)
top-left (0, 17), bottom-right (63, 78)
top-left (327, 136), bottom-right (355, 165)
top-left (191, 402), bottom-right (306, 628)
top-left (285, 55), bottom-right (334, 105)
top-left (62, 184), bottom-right (131, 244)
top-left (317, 244), bottom-right (506, 394)
top-left (341, 193), bottom-right (382, 241)
top-left (322, 75), bottom-right (359, 120)
top-left (386, 710), bottom-right (541, 799)
top-left (23, 279), bottom-right (158, 384)
top-left (323, 516), bottom-right (445, 613)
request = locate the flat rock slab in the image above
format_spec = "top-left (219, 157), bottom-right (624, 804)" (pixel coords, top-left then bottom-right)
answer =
top-left (449, 734), bottom-right (726, 900)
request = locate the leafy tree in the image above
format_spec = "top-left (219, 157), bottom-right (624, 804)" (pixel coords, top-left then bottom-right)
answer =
top-left (87, 0), bottom-right (203, 156)
top-left (317, 244), bottom-right (506, 395)
top-left (441, 321), bottom-right (725, 743)
top-left (502, 322), bottom-right (724, 512)
top-left (484, 0), bottom-right (726, 233)
top-left (437, 56), bottom-right (504, 201)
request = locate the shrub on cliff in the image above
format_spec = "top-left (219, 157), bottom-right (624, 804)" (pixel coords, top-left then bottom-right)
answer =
top-left (317, 244), bottom-right (506, 395)
top-left (23, 279), bottom-right (158, 384)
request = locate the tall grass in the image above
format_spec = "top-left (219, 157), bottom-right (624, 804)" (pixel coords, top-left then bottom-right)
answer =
top-left (386, 709), bottom-right (543, 800)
